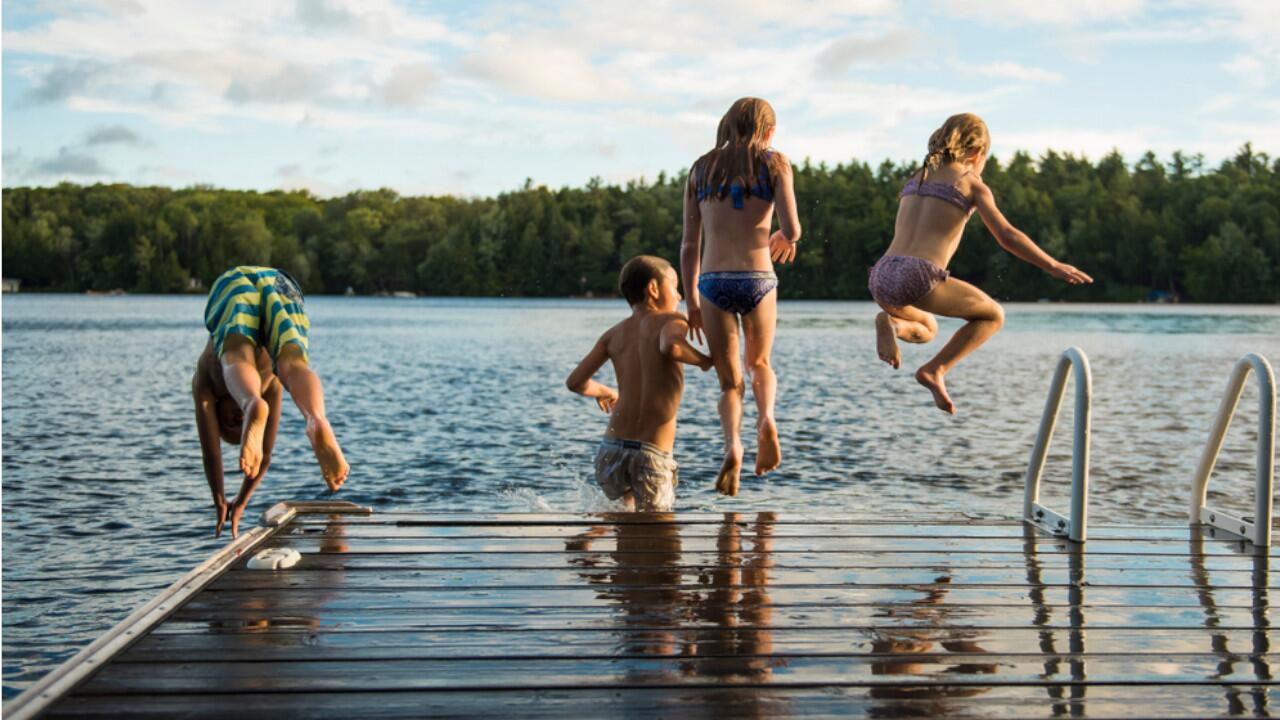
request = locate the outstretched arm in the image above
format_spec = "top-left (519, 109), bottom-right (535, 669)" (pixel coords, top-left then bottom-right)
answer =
top-left (680, 175), bottom-right (705, 345)
top-left (973, 179), bottom-right (1092, 285)
top-left (660, 317), bottom-right (713, 370)
top-left (226, 378), bottom-right (282, 537)
top-left (769, 152), bottom-right (802, 264)
top-left (566, 334), bottom-right (618, 413)
top-left (192, 370), bottom-right (229, 537)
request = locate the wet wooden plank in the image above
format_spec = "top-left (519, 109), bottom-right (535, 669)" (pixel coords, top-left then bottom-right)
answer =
top-left (75, 656), bottom-right (1280, 695)
top-left (178, 585), bottom-right (1270, 610)
top-left (210, 566), bottom-right (1279, 590)
top-left (278, 522), bottom-right (1232, 541)
top-left (35, 513), bottom-right (1280, 720)
top-left (47, 684), bottom-right (1279, 720)
top-left (257, 535), bottom-right (1275, 557)
top-left (224, 549), bottom-right (1273, 572)
top-left (288, 512), bottom-right (1006, 525)
top-left (153, 603), bottom-right (1274, 633)
top-left (119, 627), bottom-right (1275, 663)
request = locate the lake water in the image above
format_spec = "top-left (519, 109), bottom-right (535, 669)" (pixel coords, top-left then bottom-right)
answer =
top-left (2, 295), bottom-right (1278, 697)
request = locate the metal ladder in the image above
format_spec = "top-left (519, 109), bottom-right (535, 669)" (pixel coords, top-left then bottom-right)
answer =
top-left (1189, 353), bottom-right (1276, 547)
top-left (1023, 347), bottom-right (1092, 542)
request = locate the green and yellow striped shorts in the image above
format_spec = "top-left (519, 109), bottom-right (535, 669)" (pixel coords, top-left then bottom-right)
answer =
top-left (203, 266), bottom-right (310, 364)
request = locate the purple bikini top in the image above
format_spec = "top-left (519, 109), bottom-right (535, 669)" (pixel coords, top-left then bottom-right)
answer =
top-left (900, 175), bottom-right (974, 213)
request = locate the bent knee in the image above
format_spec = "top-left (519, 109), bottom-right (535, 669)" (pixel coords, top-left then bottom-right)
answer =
top-left (978, 302), bottom-right (1005, 327)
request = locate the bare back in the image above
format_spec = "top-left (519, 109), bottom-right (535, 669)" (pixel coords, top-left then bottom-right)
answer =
top-left (685, 149), bottom-right (800, 275)
top-left (884, 164), bottom-right (978, 269)
top-left (699, 195), bottom-right (776, 272)
top-left (601, 312), bottom-right (686, 450)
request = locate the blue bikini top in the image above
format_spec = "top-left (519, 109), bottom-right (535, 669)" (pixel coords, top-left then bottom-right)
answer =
top-left (694, 150), bottom-right (776, 209)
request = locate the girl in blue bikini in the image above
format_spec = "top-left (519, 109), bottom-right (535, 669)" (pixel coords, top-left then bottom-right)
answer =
top-left (869, 113), bottom-right (1091, 414)
top-left (681, 97), bottom-right (802, 496)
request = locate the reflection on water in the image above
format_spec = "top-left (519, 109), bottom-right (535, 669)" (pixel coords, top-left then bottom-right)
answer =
top-left (3, 296), bottom-right (1279, 694)
top-left (563, 518), bottom-right (1277, 717)
top-left (865, 575), bottom-right (998, 718)
top-left (208, 515), bottom-right (348, 635)
top-left (567, 513), bottom-right (783, 717)
top-left (1189, 529), bottom-right (1272, 716)
top-left (1024, 526), bottom-right (1087, 717)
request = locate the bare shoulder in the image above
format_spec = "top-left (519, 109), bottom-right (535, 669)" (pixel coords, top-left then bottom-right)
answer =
top-left (967, 174), bottom-right (995, 202)
top-left (600, 318), bottom-right (628, 351)
top-left (768, 149), bottom-right (793, 175)
top-left (663, 311), bottom-right (690, 331)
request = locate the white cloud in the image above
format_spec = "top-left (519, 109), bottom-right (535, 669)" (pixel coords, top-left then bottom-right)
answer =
top-left (941, 0), bottom-right (1146, 25)
top-left (814, 30), bottom-right (918, 77)
top-left (973, 62), bottom-right (1064, 84)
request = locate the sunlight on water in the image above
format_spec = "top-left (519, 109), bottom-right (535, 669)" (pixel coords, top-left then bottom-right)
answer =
top-left (2, 295), bottom-right (1279, 696)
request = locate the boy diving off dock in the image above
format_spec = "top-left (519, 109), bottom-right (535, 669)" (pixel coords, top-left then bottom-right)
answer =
top-left (193, 266), bottom-right (349, 538)
top-left (566, 256), bottom-right (714, 511)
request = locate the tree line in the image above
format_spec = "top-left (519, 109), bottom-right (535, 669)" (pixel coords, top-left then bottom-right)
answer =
top-left (3, 145), bottom-right (1277, 302)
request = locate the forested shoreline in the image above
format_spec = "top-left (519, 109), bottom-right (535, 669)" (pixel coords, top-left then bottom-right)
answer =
top-left (3, 146), bottom-right (1277, 302)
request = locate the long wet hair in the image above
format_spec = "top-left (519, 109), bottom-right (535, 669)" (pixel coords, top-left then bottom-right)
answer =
top-left (689, 97), bottom-right (784, 202)
top-left (920, 113), bottom-right (990, 182)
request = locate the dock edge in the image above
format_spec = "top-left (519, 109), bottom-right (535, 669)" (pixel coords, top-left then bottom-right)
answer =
top-left (3, 500), bottom-right (373, 720)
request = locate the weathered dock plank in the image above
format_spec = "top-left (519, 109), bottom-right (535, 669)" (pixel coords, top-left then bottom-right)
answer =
top-left (45, 685), bottom-right (1278, 720)
top-left (13, 505), bottom-right (1277, 719)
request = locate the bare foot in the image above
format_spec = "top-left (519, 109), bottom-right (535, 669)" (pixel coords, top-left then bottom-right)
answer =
top-left (716, 442), bottom-right (743, 496)
top-left (875, 312), bottom-right (901, 369)
top-left (306, 417), bottom-right (350, 491)
top-left (755, 417), bottom-right (780, 476)
top-left (239, 398), bottom-right (269, 478)
top-left (915, 366), bottom-right (956, 415)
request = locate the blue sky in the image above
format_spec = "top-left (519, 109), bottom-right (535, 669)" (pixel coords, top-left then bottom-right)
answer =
top-left (3, 0), bottom-right (1278, 197)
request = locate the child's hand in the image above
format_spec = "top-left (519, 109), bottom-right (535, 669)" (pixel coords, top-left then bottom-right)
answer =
top-left (686, 304), bottom-right (705, 345)
top-left (596, 388), bottom-right (618, 413)
top-left (213, 497), bottom-right (229, 538)
top-left (769, 230), bottom-right (797, 264)
top-left (1049, 261), bottom-right (1093, 285)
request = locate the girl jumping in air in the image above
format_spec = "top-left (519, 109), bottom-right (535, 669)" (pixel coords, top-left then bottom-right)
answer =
top-left (870, 113), bottom-right (1092, 414)
top-left (682, 97), bottom-right (802, 496)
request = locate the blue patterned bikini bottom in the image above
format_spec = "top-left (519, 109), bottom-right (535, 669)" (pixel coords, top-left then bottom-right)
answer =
top-left (697, 271), bottom-right (779, 316)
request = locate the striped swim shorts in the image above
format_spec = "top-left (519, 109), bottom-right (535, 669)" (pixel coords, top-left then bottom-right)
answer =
top-left (203, 266), bottom-right (309, 365)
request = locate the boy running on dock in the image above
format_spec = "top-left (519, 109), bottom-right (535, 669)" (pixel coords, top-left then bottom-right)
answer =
top-left (566, 256), bottom-right (713, 511)
top-left (193, 266), bottom-right (349, 538)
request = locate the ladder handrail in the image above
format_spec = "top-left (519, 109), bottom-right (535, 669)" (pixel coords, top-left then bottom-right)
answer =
top-left (1023, 346), bottom-right (1092, 543)
top-left (1189, 353), bottom-right (1276, 547)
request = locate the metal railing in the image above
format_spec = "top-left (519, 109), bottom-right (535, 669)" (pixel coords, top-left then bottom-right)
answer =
top-left (1189, 353), bottom-right (1276, 547)
top-left (1024, 347), bottom-right (1092, 543)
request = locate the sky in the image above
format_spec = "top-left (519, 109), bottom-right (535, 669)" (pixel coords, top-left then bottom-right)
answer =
top-left (2, 0), bottom-right (1279, 198)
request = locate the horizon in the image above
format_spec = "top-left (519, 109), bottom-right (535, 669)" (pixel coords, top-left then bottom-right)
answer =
top-left (3, 1), bottom-right (1279, 197)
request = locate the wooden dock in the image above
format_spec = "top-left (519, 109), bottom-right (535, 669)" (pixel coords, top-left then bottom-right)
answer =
top-left (9, 501), bottom-right (1277, 718)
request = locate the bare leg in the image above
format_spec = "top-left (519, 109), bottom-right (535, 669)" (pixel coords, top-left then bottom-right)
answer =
top-left (702, 303), bottom-right (744, 496)
top-left (742, 291), bottom-right (780, 476)
top-left (275, 346), bottom-right (350, 490)
top-left (219, 336), bottom-right (269, 478)
top-left (912, 278), bottom-right (1005, 414)
top-left (875, 303), bottom-right (937, 369)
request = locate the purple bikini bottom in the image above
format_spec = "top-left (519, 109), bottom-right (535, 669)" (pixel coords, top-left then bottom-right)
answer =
top-left (868, 255), bottom-right (950, 308)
